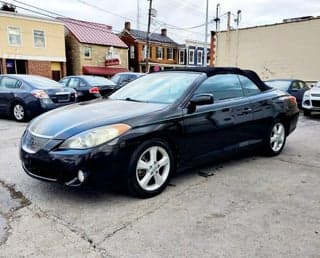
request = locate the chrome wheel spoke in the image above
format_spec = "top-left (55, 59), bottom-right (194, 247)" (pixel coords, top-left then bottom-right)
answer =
top-left (158, 156), bottom-right (169, 168)
top-left (137, 159), bottom-right (149, 170)
top-left (149, 147), bottom-right (158, 163)
top-left (154, 172), bottom-right (164, 186)
top-left (140, 172), bottom-right (153, 188)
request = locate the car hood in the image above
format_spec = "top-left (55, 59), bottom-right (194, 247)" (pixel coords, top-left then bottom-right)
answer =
top-left (28, 99), bottom-right (167, 139)
top-left (310, 87), bottom-right (320, 94)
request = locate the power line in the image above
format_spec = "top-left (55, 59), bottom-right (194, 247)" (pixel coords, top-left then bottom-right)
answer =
top-left (0, 0), bottom-right (123, 34)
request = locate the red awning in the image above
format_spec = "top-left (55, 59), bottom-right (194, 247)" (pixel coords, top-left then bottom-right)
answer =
top-left (82, 66), bottom-right (128, 76)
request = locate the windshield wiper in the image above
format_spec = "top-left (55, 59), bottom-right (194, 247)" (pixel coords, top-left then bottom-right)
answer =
top-left (123, 97), bottom-right (144, 103)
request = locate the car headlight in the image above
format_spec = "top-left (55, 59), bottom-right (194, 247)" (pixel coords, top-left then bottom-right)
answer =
top-left (60, 124), bottom-right (131, 149)
top-left (303, 90), bottom-right (310, 99)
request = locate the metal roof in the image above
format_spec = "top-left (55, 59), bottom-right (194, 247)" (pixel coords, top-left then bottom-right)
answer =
top-left (61, 18), bottom-right (127, 48)
top-left (128, 29), bottom-right (178, 45)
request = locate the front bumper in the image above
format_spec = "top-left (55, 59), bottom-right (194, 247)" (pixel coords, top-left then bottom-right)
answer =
top-left (302, 96), bottom-right (320, 111)
top-left (20, 133), bottom-right (131, 186)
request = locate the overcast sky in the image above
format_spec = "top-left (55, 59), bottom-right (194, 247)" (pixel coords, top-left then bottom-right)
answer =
top-left (5, 0), bottom-right (320, 43)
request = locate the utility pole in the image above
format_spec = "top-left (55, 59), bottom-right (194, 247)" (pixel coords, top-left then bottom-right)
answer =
top-left (203, 0), bottom-right (209, 67)
top-left (214, 3), bottom-right (220, 64)
top-left (137, 0), bottom-right (140, 30)
top-left (145, 0), bottom-right (153, 73)
top-left (235, 10), bottom-right (241, 67)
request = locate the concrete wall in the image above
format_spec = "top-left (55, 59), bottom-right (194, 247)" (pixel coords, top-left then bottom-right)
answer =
top-left (215, 18), bottom-right (320, 83)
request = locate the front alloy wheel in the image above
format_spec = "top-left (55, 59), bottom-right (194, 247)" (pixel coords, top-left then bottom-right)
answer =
top-left (128, 140), bottom-right (173, 198)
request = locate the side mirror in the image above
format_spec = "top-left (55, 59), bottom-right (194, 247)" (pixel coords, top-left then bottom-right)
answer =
top-left (188, 94), bottom-right (214, 113)
top-left (190, 94), bottom-right (214, 106)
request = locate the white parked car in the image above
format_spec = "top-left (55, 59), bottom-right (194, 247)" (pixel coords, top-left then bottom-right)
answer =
top-left (302, 81), bottom-right (320, 116)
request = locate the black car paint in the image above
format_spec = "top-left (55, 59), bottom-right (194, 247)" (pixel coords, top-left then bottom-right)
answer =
top-left (0, 75), bottom-right (76, 119)
top-left (60, 76), bottom-right (117, 101)
top-left (20, 68), bottom-right (299, 186)
top-left (265, 79), bottom-right (309, 107)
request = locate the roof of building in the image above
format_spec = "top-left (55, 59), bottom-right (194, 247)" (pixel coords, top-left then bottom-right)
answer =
top-left (61, 18), bottom-right (127, 48)
top-left (127, 29), bottom-right (178, 45)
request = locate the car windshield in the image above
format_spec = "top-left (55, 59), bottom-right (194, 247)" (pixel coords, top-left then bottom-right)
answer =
top-left (24, 76), bottom-right (63, 89)
top-left (84, 76), bottom-right (115, 86)
top-left (315, 81), bottom-right (320, 88)
top-left (265, 80), bottom-right (291, 91)
top-left (110, 72), bottom-right (201, 104)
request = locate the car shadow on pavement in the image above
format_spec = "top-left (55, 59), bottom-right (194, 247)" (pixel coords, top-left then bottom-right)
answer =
top-left (33, 147), bottom-right (263, 201)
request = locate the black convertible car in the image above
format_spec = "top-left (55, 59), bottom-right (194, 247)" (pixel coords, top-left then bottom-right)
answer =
top-left (20, 67), bottom-right (299, 198)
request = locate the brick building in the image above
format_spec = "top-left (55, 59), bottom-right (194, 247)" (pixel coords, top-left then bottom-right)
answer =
top-left (62, 18), bottom-right (128, 77)
top-left (0, 10), bottom-right (66, 80)
top-left (119, 22), bottom-right (180, 72)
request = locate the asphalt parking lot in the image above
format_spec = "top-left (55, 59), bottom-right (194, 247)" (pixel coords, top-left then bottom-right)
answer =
top-left (0, 114), bottom-right (319, 257)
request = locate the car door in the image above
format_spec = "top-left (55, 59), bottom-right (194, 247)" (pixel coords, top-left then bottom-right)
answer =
top-left (237, 74), bottom-right (272, 143)
top-left (182, 74), bottom-right (253, 162)
top-left (0, 76), bottom-right (22, 115)
top-left (289, 81), bottom-right (304, 106)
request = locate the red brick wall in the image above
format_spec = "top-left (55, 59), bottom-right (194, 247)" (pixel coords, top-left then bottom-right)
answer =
top-left (27, 60), bottom-right (52, 79)
top-left (0, 59), bottom-right (7, 74)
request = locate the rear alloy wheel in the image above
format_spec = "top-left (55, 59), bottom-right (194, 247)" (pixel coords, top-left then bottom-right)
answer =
top-left (263, 122), bottom-right (286, 156)
top-left (127, 140), bottom-right (173, 198)
top-left (12, 103), bottom-right (26, 121)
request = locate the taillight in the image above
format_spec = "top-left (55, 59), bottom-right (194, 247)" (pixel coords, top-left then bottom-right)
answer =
top-left (31, 90), bottom-right (49, 99)
top-left (89, 87), bottom-right (100, 94)
top-left (288, 95), bottom-right (297, 105)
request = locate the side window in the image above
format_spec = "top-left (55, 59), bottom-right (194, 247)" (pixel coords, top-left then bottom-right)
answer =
top-left (194, 74), bottom-right (244, 101)
top-left (79, 79), bottom-right (87, 87)
top-left (1, 77), bottom-right (21, 89)
top-left (68, 78), bottom-right (80, 88)
top-left (238, 75), bottom-right (261, 96)
top-left (291, 81), bottom-right (301, 90)
top-left (59, 78), bottom-right (69, 86)
top-left (299, 81), bottom-right (309, 90)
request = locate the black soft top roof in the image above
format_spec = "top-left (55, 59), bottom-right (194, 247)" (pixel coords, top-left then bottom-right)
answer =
top-left (167, 67), bottom-right (271, 91)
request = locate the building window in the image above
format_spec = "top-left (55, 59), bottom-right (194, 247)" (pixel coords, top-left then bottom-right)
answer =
top-left (156, 47), bottom-right (163, 59)
top-left (130, 45), bottom-right (135, 59)
top-left (8, 27), bottom-right (21, 46)
top-left (197, 50), bottom-right (203, 65)
top-left (167, 47), bottom-right (173, 60)
top-left (189, 49), bottom-right (195, 64)
top-left (33, 30), bottom-right (45, 48)
top-left (179, 49), bottom-right (185, 64)
top-left (83, 46), bottom-right (92, 59)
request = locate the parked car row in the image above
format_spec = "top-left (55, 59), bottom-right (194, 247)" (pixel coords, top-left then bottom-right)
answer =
top-left (265, 78), bottom-right (320, 116)
top-left (0, 72), bottom-right (144, 121)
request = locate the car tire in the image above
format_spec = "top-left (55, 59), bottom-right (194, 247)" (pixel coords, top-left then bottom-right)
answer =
top-left (303, 109), bottom-right (311, 116)
top-left (127, 139), bottom-right (174, 198)
top-left (11, 102), bottom-right (27, 122)
top-left (262, 121), bottom-right (287, 156)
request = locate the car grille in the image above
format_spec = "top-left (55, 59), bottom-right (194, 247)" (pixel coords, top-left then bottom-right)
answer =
top-left (311, 93), bottom-right (320, 97)
top-left (312, 100), bottom-right (320, 107)
top-left (22, 130), bottom-right (49, 153)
